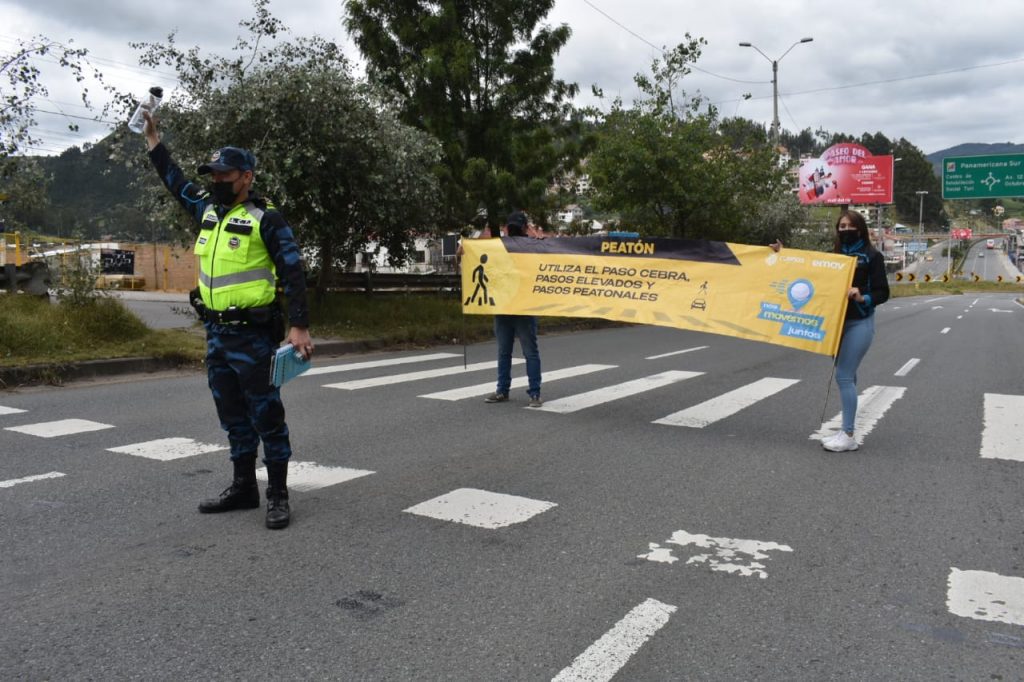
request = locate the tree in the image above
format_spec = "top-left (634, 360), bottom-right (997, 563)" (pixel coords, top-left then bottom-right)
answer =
top-left (890, 137), bottom-right (943, 229)
top-left (345, 0), bottom-right (587, 229)
top-left (0, 36), bottom-right (108, 171)
top-left (587, 41), bottom-right (793, 243)
top-left (0, 158), bottom-right (49, 232)
top-left (123, 0), bottom-right (442, 290)
top-left (0, 35), bottom-right (110, 237)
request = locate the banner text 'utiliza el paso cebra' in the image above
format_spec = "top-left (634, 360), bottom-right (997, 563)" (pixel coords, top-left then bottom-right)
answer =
top-left (461, 236), bottom-right (855, 357)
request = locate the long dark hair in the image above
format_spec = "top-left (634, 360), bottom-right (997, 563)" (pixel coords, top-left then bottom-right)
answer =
top-left (833, 210), bottom-right (874, 253)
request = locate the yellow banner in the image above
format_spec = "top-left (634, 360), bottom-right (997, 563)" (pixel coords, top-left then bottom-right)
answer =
top-left (462, 236), bottom-right (855, 357)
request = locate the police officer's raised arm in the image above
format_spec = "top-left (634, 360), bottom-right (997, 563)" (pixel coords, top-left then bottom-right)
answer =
top-left (143, 111), bottom-right (211, 226)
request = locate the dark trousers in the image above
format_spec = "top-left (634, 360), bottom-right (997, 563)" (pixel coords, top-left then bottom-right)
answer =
top-left (205, 323), bottom-right (291, 463)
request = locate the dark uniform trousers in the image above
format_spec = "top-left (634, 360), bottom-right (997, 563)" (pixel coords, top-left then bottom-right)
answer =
top-left (205, 322), bottom-right (291, 463)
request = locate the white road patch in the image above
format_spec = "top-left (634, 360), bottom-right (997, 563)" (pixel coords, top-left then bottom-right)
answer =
top-left (403, 487), bottom-right (556, 529)
top-left (645, 345), bottom-right (709, 360)
top-left (941, 327), bottom-right (951, 334)
top-left (0, 405), bottom-right (27, 415)
top-left (303, 352), bottom-right (460, 377)
top-left (947, 568), bottom-right (1024, 626)
top-left (653, 377), bottom-right (799, 428)
top-left (552, 598), bottom-right (677, 682)
top-left (323, 359), bottom-right (522, 390)
top-left (981, 394), bottom-right (1024, 462)
top-left (535, 371), bottom-right (703, 414)
top-left (255, 461), bottom-right (374, 491)
top-left (809, 385), bottom-right (906, 444)
top-left (107, 437), bottom-right (227, 461)
top-left (5, 419), bottom-right (114, 438)
top-left (638, 530), bottom-right (793, 579)
top-left (419, 364), bottom-right (615, 401)
top-left (0, 471), bottom-right (66, 488)
top-left (894, 358), bottom-right (921, 377)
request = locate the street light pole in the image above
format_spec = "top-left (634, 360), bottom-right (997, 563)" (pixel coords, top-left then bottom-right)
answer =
top-left (916, 190), bottom-right (928, 236)
top-left (739, 37), bottom-right (813, 146)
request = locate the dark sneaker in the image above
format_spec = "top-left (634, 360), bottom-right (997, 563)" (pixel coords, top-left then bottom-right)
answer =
top-left (528, 394), bottom-right (543, 408)
top-left (484, 392), bottom-right (509, 403)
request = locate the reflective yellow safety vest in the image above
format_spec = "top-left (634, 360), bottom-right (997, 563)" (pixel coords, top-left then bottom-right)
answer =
top-left (194, 201), bottom-right (277, 311)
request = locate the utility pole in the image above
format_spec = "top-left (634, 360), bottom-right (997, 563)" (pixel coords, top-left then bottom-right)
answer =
top-left (739, 38), bottom-right (813, 146)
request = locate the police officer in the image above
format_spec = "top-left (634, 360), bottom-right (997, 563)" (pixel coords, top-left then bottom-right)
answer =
top-left (143, 112), bottom-right (312, 529)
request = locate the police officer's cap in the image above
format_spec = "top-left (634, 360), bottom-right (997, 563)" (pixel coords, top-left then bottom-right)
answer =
top-left (198, 147), bottom-right (257, 174)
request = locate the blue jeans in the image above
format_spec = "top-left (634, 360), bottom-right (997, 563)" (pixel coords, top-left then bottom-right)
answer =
top-left (494, 315), bottom-right (541, 397)
top-left (835, 315), bottom-right (875, 434)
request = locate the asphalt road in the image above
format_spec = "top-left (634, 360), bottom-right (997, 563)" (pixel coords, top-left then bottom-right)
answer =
top-left (905, 237), bottom-right (1021, 283)
top-left (2, 294), bottom-right (1023, 680)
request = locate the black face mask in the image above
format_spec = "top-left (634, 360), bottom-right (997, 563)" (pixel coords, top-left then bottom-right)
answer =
top-left (838, 230), bottom-right (861, 246)
top-left (209, 180), bottom-right (239, 206)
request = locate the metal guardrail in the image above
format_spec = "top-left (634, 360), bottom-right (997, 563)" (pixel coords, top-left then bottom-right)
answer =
top-left (312, 272), bottom-right (460, 293)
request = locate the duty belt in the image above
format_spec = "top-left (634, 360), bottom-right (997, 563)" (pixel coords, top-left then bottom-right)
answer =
top-left (198, 304), bottom-right (277, 326)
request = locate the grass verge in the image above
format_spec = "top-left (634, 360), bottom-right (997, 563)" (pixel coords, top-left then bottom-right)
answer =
top-left (889, 281), bottom-right (1024, 297)
top-left (0, 295), bottom-right (205, 368)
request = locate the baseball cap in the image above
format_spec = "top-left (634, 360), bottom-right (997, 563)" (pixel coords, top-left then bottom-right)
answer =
top-left (198, 147), bottom-right (257, 174)
top-left (506, 211), bottom-right (528, 235)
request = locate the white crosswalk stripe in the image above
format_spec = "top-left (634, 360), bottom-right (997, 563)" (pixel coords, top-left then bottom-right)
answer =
top-left (980, 393), bottom-right (1024, 462)
top-left (0, 472), bottom-right (66, 488)
top-left (107, 438), bottom-right (227, 461)
top-left (255, 461), bottom-right (374, 492)
top-left (404, 488), bottom-right (557, 528)
top-left (5, 419), bottom-right (115, 438)
top-left (947, 567), bottom-right (1024, 625)
top-left (419, 364), bottom-right (616, 401)
top-left (653, 377), bottom-right (800, 428)
top-left (302, 352), bottom-right (460, 377)
top-left (809, 385), bottom-right (907, 444)
top-left (323, 359), bottom-right (523, 390)
top-left (0, 405), bottom-right (27, 415)
top-left (645, 345), bottom-right (709, 360)
top-left (533, 371), bottom-right (703, 414)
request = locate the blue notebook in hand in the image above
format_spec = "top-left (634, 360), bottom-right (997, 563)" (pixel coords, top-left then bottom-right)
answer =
top-left (270, 343), bottom-right (311, 387)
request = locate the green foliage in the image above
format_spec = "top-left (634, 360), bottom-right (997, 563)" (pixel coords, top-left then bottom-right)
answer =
top-left (345, 0), bottom-right (588, 229)
top-left (0, 36), bottom-right (111, 171)
top-left (0, 295), bottom-right (149, 363)
top-left (587, 41), bottom-right (792, 243)
top-left (0, 158), bottom-right (48, 231)
top-left (120, 0), bottom-right (443, 287)
top-left (51, 250), bottom-right (105, 307)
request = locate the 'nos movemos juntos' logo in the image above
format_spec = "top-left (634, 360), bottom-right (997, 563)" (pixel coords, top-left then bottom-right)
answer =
top-left (757, 279), bottom-right (826, 342)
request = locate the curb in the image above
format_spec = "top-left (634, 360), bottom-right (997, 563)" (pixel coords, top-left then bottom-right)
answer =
top-left (0, 338), bottom-right (390, 390)
top-left (0, 320), bottom-right (620, 390)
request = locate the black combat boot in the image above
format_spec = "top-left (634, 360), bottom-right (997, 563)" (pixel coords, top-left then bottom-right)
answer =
top-left (265, 460), bottom-right (291, 529)
top-left (198, 454), bottom-right (260, 513)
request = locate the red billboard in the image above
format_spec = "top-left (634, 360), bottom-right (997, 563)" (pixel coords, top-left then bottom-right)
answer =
top-left (950, 228), bottom-right (972, 240)
top-left (799, 143), bottom-right (894, 205)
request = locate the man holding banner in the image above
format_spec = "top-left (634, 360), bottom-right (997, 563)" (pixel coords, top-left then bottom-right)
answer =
top-left (480, 211), bottom-right (543, 407)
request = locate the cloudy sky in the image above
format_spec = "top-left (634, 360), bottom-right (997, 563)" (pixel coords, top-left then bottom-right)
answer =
top-left (4, 0), bottom-right (1022, 157)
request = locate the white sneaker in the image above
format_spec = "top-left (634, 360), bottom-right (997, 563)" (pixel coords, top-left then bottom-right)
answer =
top-left (820, 431), bottom-right (844, 447)
top-left (822, 431), bottom-right (858, 452)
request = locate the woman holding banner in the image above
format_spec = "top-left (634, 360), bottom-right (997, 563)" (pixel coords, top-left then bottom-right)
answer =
top-left (823, 210), bottom-right (890, 451)
top-left (774, 210), bottom-right (889, 451)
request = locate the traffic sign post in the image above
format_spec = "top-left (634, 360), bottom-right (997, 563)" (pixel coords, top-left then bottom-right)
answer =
top-left (942, 154), bottom-right (1024, 199)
